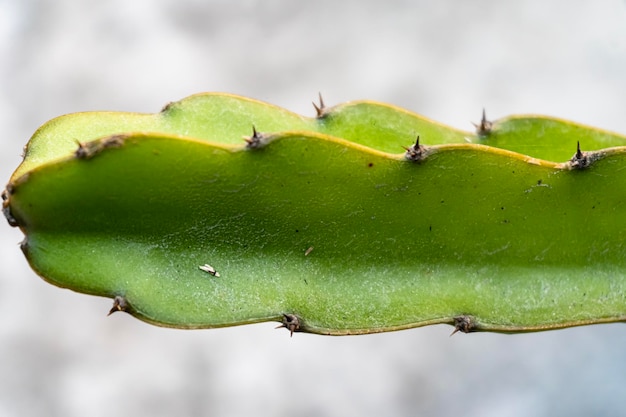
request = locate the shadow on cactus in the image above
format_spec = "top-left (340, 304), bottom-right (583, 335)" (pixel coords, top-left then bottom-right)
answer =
top-left (4, 93), bottom-right (626, 336)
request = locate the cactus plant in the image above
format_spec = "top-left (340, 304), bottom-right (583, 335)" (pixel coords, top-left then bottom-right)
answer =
top-left (4, 93), bottom-right (626, 336)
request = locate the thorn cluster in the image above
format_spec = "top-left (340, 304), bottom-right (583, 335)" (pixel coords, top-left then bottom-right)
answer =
top-left (472, 108), bottom-right (493, 136)
top-left (276, 313), bottom-right (301, 337)
top-left (404, 135), bottom-right (426, 162)
top-left (569, 141), bottom-right (592, 169)
top-left (450, 315), bottom-right (476, 336)
top-left (108, 295), bottom-right (129, 316)
top-left (244, 126), bottom-right (267, 149)
top-left (312, 92), bottom-right (326, 118)
top-left (75, 135), bottom-right (125, 159)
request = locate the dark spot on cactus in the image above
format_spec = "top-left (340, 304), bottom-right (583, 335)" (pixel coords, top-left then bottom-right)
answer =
top-left (404, 135), bottom-right (427, 162)
top-left (537, 179), bottom-right (542, 185)
top-left (108, 295), bottom-right (130, 316)
top-left (450, 315), bottom-right (476, 336)
top-left (312, 92), bottom-right (327, 118)
top-left (429, 225), bottom-right (432, 231)
top-left (276, 313), bottom-right (301, 337)
top-left (473, 108), bottom-right (493, 136)
top-left (368, 162), bottom-right (374, 168)
top-left (244, 125), bottom-right (268, 149)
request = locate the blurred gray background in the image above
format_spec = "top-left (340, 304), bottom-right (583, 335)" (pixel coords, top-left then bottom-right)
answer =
top-left (2, 1), bottom-right (626, 416)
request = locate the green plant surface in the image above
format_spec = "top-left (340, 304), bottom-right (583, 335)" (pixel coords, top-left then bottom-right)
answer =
top-left (6, 130), bottom-right (626, 335)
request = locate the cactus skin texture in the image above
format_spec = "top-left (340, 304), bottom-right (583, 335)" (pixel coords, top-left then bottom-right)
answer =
top-left (4, 93), bottom-right (626, 336)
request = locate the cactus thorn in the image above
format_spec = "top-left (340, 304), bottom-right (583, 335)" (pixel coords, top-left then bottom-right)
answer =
top-left (244, 125), bottom-right (266, 149)
top-left (570, 141), bottom-right (596, 169)
top-left (450, 315), bottom-right (476, 336)
top-left (108, 295), bottom-right (129, 316)
top-left (404, 135), bottom-right (426, 162)
top-left (276, 313), bottom-right (301, 337)
top-left (312, 92), bottom-right (326, 118)
top-left (473, 108), bottom-right (493, 136)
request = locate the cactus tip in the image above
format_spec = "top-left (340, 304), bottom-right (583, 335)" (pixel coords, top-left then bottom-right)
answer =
top-left (276, 313), bottom-right (301, 337)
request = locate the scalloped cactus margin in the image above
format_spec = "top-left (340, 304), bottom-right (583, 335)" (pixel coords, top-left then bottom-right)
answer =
top-left (4, 93), bottom-right (626, 337)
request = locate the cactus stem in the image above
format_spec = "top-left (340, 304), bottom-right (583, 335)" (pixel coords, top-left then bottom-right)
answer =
top-left (450, 315), bottom-right (476, 336)
top-left (473, 108), bottom-right (493, 136)
top-left (312, 92), bottom-right (326, 118)
top-left (404, 135), bottom-right (427, 162)
top-left (108, 295), bottom-right (129, 316)
top-left (276, 313), bottom-right (301, 337)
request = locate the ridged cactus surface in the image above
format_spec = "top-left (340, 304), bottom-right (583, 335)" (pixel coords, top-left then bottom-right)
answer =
top-left (4, 93), bottom-right (626, 335)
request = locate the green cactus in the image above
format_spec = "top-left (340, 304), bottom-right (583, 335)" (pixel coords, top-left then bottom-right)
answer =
top-left (4, 93), bottom-right (626, 336)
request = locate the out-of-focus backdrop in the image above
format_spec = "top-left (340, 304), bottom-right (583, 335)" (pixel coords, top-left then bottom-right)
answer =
top-left (2, 1), bottom-right (626, 416)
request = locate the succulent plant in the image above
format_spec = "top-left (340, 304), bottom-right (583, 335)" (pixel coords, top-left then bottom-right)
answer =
top-left (4, 93), bottom-right (626, 336)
